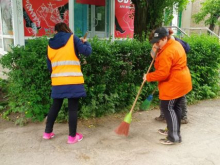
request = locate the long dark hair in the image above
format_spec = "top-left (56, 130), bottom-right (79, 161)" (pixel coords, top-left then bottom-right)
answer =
top-left (54, 22), bottom-right (72, 33)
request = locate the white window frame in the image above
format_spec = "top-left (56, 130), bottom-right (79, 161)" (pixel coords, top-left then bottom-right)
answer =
top-left (0, 0), bottom-right (14, 55)
top-left (0, 0), bottom-right (24, 55)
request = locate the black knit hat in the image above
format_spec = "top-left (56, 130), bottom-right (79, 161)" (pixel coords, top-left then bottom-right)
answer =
top-left (150, 27), bottom-right (169, 44)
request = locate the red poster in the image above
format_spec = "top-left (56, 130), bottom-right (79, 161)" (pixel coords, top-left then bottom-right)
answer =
top-left (115, 0), bottom-right (134, 38)
top-left (23, 0), bottom-right (69, 36)
top-left (76, 0), bottom-right (105, 6)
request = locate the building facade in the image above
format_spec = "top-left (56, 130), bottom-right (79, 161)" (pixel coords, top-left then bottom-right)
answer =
top-left (181, 0), bottom-right (220, 36)
top-left (0, 0), bottom-right (134, 55)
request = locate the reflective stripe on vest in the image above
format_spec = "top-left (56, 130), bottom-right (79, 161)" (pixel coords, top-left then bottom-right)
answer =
top-left (51, 72), bottom-right (83, 77)
top-left (51, 60), bottom-right (80, 67)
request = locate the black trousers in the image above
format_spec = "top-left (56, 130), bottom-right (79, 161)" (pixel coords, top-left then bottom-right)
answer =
top-left (160, 96), bottom-right (185, 142)
top-left (45, 98), bottom-right (79, 137)
top-left (160, 95), bottom-right (187, 119)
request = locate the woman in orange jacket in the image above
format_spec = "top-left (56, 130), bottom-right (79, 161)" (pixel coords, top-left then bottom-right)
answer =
top-left (152, 30), bottom-right (190, 124)
top-left (143, 27), bottom-right (192, 145)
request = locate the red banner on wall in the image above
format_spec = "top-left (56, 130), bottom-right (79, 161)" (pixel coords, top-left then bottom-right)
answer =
top-left (76, 0), bottom-right (105, 6)
top-left (115, 0), bottom-right (134, 38)
top-left (23, 0), bottom-right (69, 36)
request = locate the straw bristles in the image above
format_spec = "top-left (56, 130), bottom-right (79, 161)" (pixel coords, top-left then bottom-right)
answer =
top-left (114, 121), bottom-right (130, 136)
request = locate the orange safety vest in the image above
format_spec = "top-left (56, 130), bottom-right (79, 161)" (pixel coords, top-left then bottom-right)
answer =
top-left (48, 35), bottom-right (84, 86)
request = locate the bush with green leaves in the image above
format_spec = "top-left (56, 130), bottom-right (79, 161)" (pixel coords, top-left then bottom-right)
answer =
top-left (0, 37), bottom-right (51, 121)
top-left (0, 34), bottom-right (219, 123)
top-left (79, 37), bottom-right (156, 118)
top-left (184, 35), bottom-right (220, 103)
top-left (0, 78), bottom-right (8, 109)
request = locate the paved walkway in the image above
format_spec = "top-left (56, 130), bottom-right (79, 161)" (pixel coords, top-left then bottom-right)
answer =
top-left (0, 98), bottom-right (220, 165)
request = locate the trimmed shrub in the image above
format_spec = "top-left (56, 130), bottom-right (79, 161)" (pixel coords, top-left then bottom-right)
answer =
top-left (184, 35), bottom-right (220, 103)
top-left (79, 37), bottom-right (156, 118)
top-left (0, 37), bottom-right (51, 121)
top-left (0, 34), bottom-right (219, 123)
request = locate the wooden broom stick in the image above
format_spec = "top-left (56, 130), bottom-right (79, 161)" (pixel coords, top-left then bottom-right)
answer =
top-left (129, 48), bottom-right (158, 114)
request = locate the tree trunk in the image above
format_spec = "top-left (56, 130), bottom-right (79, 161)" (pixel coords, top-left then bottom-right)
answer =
top-left (132, 0), bottom-right (164, 41)
top-left (132, 1), bottom-right (148, 40)
top-left (209, 23), bottom-right (215, 32)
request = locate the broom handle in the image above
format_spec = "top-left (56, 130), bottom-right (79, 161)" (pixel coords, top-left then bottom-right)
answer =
top-left (129, 54), bottom-right (157, 114)
top-left (83, 31), bottom-right (88, 39)
top-left (151, 87), bottom-right (157, 95)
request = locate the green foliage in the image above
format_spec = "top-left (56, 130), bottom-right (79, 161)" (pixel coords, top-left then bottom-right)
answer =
top-left (15, 118), bottom-right (28, 126)
top-left (162, 0), bottom-right (189, 25)
top-left (131, 0), bottom-right (189, 39)
top-left (0, 78), bottom-right (8, 93)
top-left (0, 34), bottom-right (220, 123)
top-left (79, 37), bottom-right (155, 118)
top-left (192, 0), bottom-right (220, 29)
top-left (0, 37), bottom-right (52, 122)
top-left (183, 35), bottom-right (220, 103)
top-left (0, 78), bottom-right (9, 116)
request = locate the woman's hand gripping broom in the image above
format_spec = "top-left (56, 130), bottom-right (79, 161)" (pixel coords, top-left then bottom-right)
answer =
top-left (114, 48), bottom-right (158, 136)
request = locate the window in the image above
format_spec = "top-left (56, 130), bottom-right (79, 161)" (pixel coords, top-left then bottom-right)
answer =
top-left (0, 0), bottom-right (14, 53)
top-left (74, 2), bottom-right (88, 37)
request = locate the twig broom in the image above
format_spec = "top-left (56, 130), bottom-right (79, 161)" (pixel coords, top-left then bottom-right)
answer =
top-left (114, 50), bottom-right (158, 136)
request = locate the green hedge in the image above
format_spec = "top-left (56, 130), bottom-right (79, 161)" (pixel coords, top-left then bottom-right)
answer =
top-left (184, 35), bottom-right (220, 102)
top-left (0, 34), bottom-right (220, 123)
top-left (0, 37), bottom-right (51, 122)
top-left (79, 37), bottom-right (157, 118)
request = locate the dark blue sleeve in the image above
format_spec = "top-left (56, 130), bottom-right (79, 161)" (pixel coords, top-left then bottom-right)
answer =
top-left (175, 37), bottom-right (190, 54)
top-left (46, 56), bottom-right (52, 73)
top-left (74, 35), bottom-right (92, 57)
top-left (46, 47), bottom-right (52, 72)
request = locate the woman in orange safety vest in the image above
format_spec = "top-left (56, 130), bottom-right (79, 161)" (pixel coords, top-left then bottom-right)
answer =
top-left (43, 23), bottom-right (92, 144)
